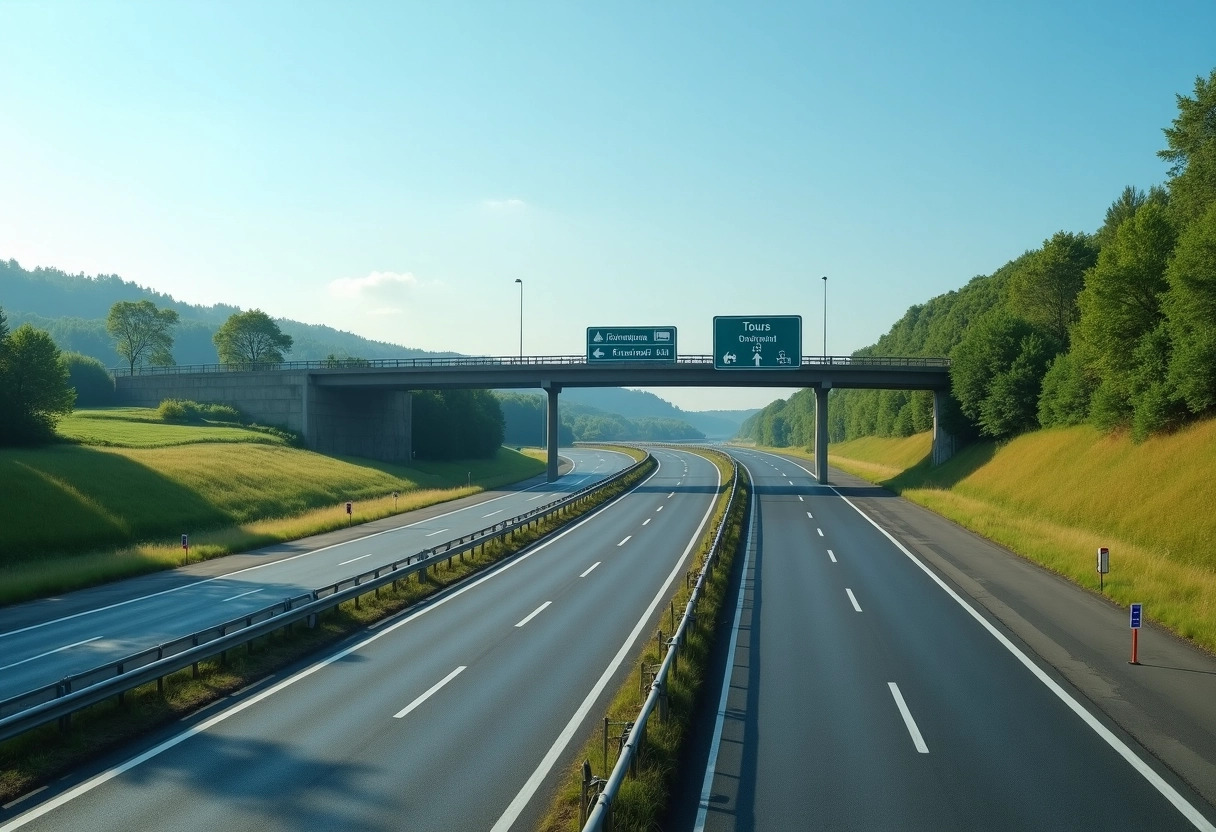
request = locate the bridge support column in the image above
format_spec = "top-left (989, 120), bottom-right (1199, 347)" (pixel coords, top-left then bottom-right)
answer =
top-left (814, 385), bottom-right (829, 485)
top-left (932, 389), bottom-right (957, 466)
top-left (544, 382), bottom-right (561, 482)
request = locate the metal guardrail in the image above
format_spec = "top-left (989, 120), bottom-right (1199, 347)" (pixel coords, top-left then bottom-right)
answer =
top-left (580, 457), bottom-right (744, 830)
top-left (110, 354), bottom-right (950, 377)
top-left (0, 453), bottom-right (653, 744)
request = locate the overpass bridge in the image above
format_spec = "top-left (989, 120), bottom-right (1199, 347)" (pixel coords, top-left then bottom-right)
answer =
top-left (114, 354), bottom-right (953, 483)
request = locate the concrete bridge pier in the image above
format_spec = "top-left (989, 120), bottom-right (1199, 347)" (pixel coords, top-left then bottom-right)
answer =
top-left (932, 389), bottom-right (957, 466)
top-left (543, 382), bottom-right (561, 482)
top-left (814, 384), bottom-right (830, 485)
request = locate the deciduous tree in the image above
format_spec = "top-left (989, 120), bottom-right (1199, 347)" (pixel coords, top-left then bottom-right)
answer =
top-left (0, 324), bottom-right (76, 443)
top-left (106, 300), bottom-right (178, 373)
top-left (213, 309), bottom-right (293, 364)
top-left (1165, 202), bottom-right (1216, 415)
top-left (1009, 231), bottom-right (1097, 347)
top-left (1159, 69), bottom-right (1216, 226)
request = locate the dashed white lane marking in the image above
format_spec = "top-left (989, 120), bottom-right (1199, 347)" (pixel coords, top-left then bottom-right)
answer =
top-left (528, 494), bottom-right (547, 502)
top-left (393, 666), bottom-right (467, 719)
top-left (798, 496), bottom-right (804, 502)
top-left (0, 637), bottom-right (103, 672)
top-left (788, 480), bottom-right (794, 486)
top-left (580, 562), bottom-right (601, 578)
top-left (656, 506), bottom-right (664, 512)
top-left (424, 528), bottom-right (450, 537)
top-left (889, 683), bottom-right (929, 753)
top-left (338, 553), bottom-right (373, 566)
top-left (483, 510), bottom-right (504, 518)
top-left (827, 549), bottom-right (837, 563)
top-left (515, 601), bottom-right (552, 629)
top-left (806, 512), bottom-right (813, 519)
top-left (667, 492), bottom-right (675, 498)
top-left (817, 528), bottom-right (824, 537)
top-left (617, 536), bottom-right (632, 547)
top-left (643, 518), bottom-right (651, 526)
top-left (846, 588), bottom-right (863, 612)
top-left (221, 589), bottom-right (263, 603)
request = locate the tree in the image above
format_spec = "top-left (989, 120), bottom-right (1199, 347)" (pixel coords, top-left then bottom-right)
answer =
top-left (1009, 231), bottom-right (1097, 347)
top-left (1037, 352), bottom-right (1095, 428)
top-left (1075, 201), bottom-right (1177, 429)
top-left (106, 300), bottom-right (179, 373)
top-left (1159, 69), bottom-right (1216, 226)
top-left (950, 310), bottom-right (1052, 439)
top-left (213, 309), bottom-right (294, 364)
top-left (1165, 202), bottom-right (1216, 415)
top-left (63, 351), bottom-right (116, 407)
top-left (0, 324), bottom-right (76, 444)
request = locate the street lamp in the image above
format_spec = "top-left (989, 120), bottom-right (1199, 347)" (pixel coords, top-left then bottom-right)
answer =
top-left (514, 278), bottom-right (523, 359)
top-left (821, 275), bottom-right (828, 358)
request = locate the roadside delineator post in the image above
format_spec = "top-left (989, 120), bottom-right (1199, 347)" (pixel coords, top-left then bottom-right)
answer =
top-left (1130, 603), bottom-right (1143, 665)
top-left (182, 533), bottom-right (189, 558)
top-left (1096, 547), bottom-right (1109, 592)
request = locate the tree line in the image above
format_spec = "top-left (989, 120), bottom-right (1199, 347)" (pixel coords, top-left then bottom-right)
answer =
top-left (742, 69), bottom-right (1216, 448)
top-left (497, 392), bottom-right (705, 444)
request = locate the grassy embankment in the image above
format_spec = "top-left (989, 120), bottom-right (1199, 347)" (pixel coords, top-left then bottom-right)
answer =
top-left (775, 419), bottom-right (1216, 653)
top-left (538, 448), bottom-right (747, 832)
top-left (0, 407), bottom-right (546, 605)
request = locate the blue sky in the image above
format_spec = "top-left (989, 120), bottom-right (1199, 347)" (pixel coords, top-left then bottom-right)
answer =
top-left (2, 1), bottom-right (1214, 411)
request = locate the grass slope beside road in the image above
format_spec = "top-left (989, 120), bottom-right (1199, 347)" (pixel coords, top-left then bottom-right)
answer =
top-left (0, 408), bottom-right (546, 605)
top-left (767, 418), bottom-right (1216, 653)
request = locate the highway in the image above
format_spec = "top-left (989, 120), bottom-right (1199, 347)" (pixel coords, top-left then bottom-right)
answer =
top-left (684, 448), bottom-right (1216, 831)
top-left (0, 447), bottom-right (722, 831)
top-left (0, 448), bottom-right (632, 703)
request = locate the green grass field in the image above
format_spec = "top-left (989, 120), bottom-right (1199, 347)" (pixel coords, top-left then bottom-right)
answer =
top-left (809, 419), bottom-right (1216, 653)
top-left (0, 408), bottom-right (546, 603)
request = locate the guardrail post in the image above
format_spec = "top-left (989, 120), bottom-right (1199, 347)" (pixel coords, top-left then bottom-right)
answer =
top-left (192, 635), bottom-right (200, 678)
top-left (117, 662), bottom-right (126, 706)
top-left (57, 678), bottom-right (71, 732)
top-left (156, 647), bottom-right (165, 694)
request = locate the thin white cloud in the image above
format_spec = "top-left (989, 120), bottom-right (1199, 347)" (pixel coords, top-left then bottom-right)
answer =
top-left (482, 197), bottom-right (527, 211)
top-left (327, 271), bottom-right (418, 299)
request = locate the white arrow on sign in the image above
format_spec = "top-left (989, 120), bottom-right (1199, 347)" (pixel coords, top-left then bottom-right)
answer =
top-left (592, 348), bottom-right (605, 358)
top-left (753, 353), bottom-right (763, 366)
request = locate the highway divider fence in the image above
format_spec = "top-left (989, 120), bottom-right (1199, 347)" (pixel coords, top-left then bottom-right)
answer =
top-left (0, 453), bottom-right (654, 745)
top-left (580, 457), bottom-right (745, 831)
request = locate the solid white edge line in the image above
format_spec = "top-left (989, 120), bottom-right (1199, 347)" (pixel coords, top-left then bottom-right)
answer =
top-left (514, 601), bottom-right (552, 629)
top-left (0, 637), bottom-right (104, 672)
top-left (0, 452), bottom-right (668, 832)
top-left (888, 682), bottom-right (929, 754)
top-left (693, 459), bottom-right (758, 831)
top-left (579, 562), bottom-right (601, 578)
top-left (0, 450), bottom-right (617, 641)
top-left (393, 666), bottom-right (467, 719)
top-left (617, 536), bottom-right (631, 547)
top-left (491, 450), bottom-right (720, 832)
top-left (845, 588), bottom-right (862, 612)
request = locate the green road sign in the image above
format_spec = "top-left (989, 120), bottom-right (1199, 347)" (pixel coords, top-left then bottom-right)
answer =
top-left (713, 316), bottom-right (802, 370)
top-left (587, 327), bottom-right (677, 362)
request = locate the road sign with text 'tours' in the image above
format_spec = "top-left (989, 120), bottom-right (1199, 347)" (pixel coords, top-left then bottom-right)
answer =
top-left (587, 327), bottom-right (677, 362)
top-left (713, 316), bottom-right (802, 370)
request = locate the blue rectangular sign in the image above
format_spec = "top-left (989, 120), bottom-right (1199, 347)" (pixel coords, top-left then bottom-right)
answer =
top-left (1130, 603), bottom-right (1142, 629)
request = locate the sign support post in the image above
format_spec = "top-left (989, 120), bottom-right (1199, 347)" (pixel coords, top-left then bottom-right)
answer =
top-left (1129, 603), bottom-right (1143, 665)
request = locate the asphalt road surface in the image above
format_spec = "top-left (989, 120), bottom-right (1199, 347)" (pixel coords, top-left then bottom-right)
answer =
top-left (682, 448), bottom-right (1216, 832)
top-left (0, 447), bottom-right (721, 831)
top-left (0, 448), bottom-right (631, 703)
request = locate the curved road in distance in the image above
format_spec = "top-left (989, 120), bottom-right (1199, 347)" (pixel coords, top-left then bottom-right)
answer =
top-left (682, 447), bottom-right (1215, 831)
top-left (0, 448), bottom-right (631, 702)
top-left (0, 447), bottom-right (721, 832)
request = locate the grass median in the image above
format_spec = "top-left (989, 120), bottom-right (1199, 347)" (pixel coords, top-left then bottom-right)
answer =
top-left (538, 447), bottom-right (748, 832)
top-left (0, 450), bottom-right (655, 807)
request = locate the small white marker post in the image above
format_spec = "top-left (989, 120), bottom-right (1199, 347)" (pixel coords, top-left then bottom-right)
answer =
top-left (1097, 546), bottom-right (1110, 592)
top-left (1130, 603), bottom-right (1143, 665)
top-left (181, 533), bottom-right (189, 558)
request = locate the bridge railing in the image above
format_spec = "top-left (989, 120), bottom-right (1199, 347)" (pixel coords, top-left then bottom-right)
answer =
top-left (110, 354), bottom-right (950, 377)
top-left (0, 453), bottom-right (652, 744)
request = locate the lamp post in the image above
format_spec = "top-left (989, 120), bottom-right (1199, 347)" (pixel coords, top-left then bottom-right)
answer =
top-left (821, 275), bottom-right (828, 358)
top-left (514, 278), bottom-right (523, 359)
